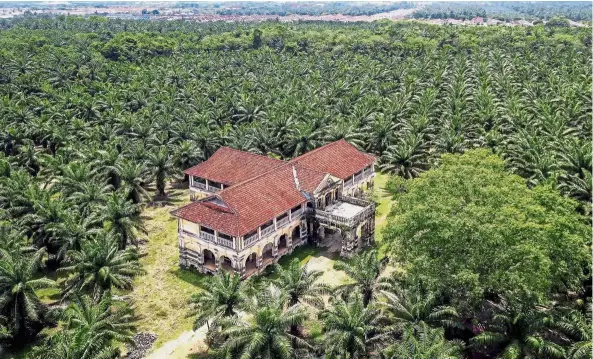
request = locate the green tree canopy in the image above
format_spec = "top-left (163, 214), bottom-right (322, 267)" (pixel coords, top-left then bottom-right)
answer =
top-left (383, 150), bottom-right (590, 311)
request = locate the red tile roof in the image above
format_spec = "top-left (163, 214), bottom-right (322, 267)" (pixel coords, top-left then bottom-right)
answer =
top-left (290, 139), bottom-right (376, 180)
top-left (173, 163), bottom-right (327, 236)
top-left (173, 140), bottom-right (376, 237)
top-left (184, 147), bottom-right (285, 185)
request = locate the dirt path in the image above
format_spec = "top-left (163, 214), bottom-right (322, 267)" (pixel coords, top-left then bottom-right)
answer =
top-left (146, 325), bottom-right (208, 359)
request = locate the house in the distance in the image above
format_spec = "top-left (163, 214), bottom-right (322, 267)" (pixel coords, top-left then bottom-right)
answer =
top-left (171, 140), bottom-right (377, 278)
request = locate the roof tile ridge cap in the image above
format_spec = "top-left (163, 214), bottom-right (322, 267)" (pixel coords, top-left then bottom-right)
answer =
top-left (222, 146), bottom-right (287, 162)
top-left (289, 139), bottom-right (343, 162)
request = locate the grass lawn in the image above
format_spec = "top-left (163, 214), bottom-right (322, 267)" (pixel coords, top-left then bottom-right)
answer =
top-left (128, 188), bottom-right (209, 349)
top-left (372, 172), bottom-right (393, 258)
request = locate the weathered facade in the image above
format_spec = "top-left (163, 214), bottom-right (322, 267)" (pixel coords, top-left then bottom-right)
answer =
top-left (171, 140), bottom-right (376, 278)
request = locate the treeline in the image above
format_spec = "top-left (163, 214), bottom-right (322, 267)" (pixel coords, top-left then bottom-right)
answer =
top-left (412, 1), bottom-right (592, 22)
top-left (214, 1), bottom-right (415, 16)
top-left (173, 1), bottom-right (415, 17)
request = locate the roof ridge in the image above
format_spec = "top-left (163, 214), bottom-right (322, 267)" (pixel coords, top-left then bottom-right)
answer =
top-left (219, 146), bottom-right (286, 163)
top-left (289, 139), bottom-right (346, 163)
top-left (216, 162), bottom-right (292, 194)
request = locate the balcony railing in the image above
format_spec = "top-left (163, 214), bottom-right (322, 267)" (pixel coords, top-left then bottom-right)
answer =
top-left (291, 208), bottom-right (303, 219)
top-left (218, 237), bottom-right (234, 249)
top-left (261, 225), bottom-right (276, 237)
top-left (191, 182), bottom-right (208, 191)
top-left (276, 217), bottom-right (289, 229)
top-left (209, 186), bottom-right (221, 193)
top-left (200, 232), bottom-right (216, 242)
top-left (244, 233), bottom-right (259, 248)
top-left (344, 170), bottom-right (374, 188)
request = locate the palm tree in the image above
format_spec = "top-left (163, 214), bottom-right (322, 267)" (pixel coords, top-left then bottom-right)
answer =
top-left (67, 179), bottom-right (113, 218)
top-left (379, 133), bottom-right (430, 179)
top-left (145, 146), bottom-right (180, 197)
top-left (97, 191), bottom-right (145, 249)
top-left (471, 298), bottom-right (564, 359)
top-left (216, 284), bottom-right (313, 359)
top-left (0, 247), bottom-right (56, 347)
top-left (31, 292), bottom-right (135, 359)
top-left (334, 249), bottom-right (387, 307)
top-left (319, 293), bottom-right (389, 359)
top-left (59, 232), bottom-right (143, 299)
top-left (117, 159), bottom-right (150, 204)
top-left (383, 323), bottom-right (464, 359)
top-left (380, 284), bottom-right (460, 334)
top-left (554, 305), bottom-right (592, 359)
top-left (273, 258), bottom-right (329, 308)
top-left (188, 271), bottom-right (245, 330)
top-left (172, 140), bottom-right (203, 182)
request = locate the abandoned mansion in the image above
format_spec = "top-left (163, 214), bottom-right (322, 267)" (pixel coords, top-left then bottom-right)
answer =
top-left (171, 140), bottom-right (377, 278)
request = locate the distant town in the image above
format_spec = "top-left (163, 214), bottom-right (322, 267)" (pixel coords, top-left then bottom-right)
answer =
top-left (0, 1), bottom-right (590, 26)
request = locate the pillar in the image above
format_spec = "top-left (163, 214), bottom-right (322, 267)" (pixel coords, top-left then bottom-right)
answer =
top-left (340, 229), bottom-right (356, 258)
top-left (300, 221), bottom-right (308, 239)
top-left (272, 241), bottom-right (278, 257)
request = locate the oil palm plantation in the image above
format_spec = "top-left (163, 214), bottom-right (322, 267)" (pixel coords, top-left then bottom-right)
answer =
top-left (216, 285), bottom-right (313, 359)
top-left (97, 191), bottom-right (145, 249)
top-left (319, 293), bottom-right (390, 359)
top-left (59, 232), bottom-right (143, 299)
top-left (471, 298), bottom-right (564, 359)
top-left (273, 258), bottom-right (329, 308)
top-left (382, 323), bottom-right (464, 359)
top-left (32, 292), bottom-right (135, 359)
top-left (334, 249), bottom-right (388, 307)
top-left (144, 145), bottom-right (181, 197)
top-left (554, 305), bottom-right (592, 359)
top-left (380, 284), bottom-right (460, 334)
top-left (117, 159), bottom-right (150, 204)
top-left (189, 271), bottom-right (245, 330)
top-left (0, 247), bottom-right (56, 347)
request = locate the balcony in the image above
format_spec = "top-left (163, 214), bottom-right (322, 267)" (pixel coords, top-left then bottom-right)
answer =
top-left (313, 197), bottom-right (375, 228)
top-left (261, 225), bottom-right (276, 238)
top-left (244, 233), bottom-right (259, 248)
top-left (191, 182), bottom-right (208, 191)
top-left (276, 216), bottom-right (290, 229)
top-left (217, 237), bottom-right (234, 249)
top-left (209, 186), bottom-right (221, 193)
top-left (291, 208), bottom-right (303, 219)
top-left (200, 232), bottom-right (216, 242)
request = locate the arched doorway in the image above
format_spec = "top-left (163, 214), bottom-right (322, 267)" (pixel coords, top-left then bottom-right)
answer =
top-left (291, 226), bottom-right (300, 241)
top-left (278, 234), bottom-right (288, 256)
top-left (261, 242), bottom-right (274, 269)
top-left (245, 252), bottom-right (258, 277)
top-left (220, 255), bottom-right (234, 273)
top-left (203, 249), bottom-right (216, 271)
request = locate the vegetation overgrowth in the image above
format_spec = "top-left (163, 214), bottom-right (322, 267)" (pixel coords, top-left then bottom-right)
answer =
top-left (0, 16), bottom-right (590, 358)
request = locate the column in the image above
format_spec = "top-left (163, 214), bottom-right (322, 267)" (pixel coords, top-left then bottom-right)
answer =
top-left (300, 222), bottom-right (307, 239)
top-left (272, 241), bottom-right (278, 257)
top-left (215, 255), bottom-right (221, 272)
